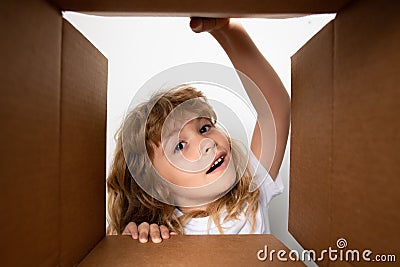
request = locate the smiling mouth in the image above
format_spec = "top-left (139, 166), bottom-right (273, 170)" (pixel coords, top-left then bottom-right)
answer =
top-left (206, 154), bottom-right (226, 174)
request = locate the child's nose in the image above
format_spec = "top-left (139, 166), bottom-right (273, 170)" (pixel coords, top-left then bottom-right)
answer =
top-left (199, 138), bottom-right (216, 156)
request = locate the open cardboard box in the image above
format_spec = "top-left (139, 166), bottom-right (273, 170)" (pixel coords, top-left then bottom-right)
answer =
top-left (1, 0), bottom-right (399, 266)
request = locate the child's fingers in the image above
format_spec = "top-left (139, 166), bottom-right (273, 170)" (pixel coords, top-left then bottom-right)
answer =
top-left (190, 17), bottom-right (229, 33)
top-left (138, 222), bottom-right (150, 243)
top-left (159, 225), bottom-right (170, 239)
top-left (130, 222), bottom-right (173, 243)
top-left (190, 17), bottom-right (206, 32)
top-left (122, 222), bottom-right (138, 239)
top-left (149, 223), bottom-right (162, 243)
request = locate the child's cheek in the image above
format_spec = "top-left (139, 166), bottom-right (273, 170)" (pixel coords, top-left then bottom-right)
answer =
top-left (163, 146), bottom-right (216, 175)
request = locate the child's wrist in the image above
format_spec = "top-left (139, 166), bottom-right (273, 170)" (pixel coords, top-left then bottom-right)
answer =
top-left (210, 19), bottom-right (243, 38)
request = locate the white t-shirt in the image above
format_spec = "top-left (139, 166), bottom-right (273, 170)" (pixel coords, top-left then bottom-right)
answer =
top-left (174, 152), bottom-right (284, 234)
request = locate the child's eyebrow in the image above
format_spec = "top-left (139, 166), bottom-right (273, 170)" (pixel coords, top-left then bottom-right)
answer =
top-left (198, 117), bottom-right (212, 124)
top-left (164, 117), bottom-right (206, 141)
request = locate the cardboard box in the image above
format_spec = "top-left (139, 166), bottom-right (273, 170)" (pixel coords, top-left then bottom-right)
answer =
top-left (1, 0), bottom-right (398, 266)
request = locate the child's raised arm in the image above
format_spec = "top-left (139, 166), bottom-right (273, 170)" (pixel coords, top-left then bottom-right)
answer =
top-left (190, 18), bottom-right (291, 180)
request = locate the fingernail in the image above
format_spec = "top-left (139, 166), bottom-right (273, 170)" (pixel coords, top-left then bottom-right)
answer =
top-left (162, 233), bottom-right (169, 239)
top-left (139, 235), bottom-right (147, 243)
top-left (133, 232), bottom-right (138, 239)
top-left (193, 21), bottom-right (203, 32)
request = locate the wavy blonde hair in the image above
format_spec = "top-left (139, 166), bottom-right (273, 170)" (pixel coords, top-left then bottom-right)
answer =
top-left (106, 85), bottom-right (260, 235)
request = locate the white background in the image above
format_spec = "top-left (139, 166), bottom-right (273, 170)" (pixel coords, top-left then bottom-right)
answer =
top-left (64, 12), bottom-right (335, 266)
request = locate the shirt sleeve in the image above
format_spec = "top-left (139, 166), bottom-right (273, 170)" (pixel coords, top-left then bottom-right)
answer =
top-left (248, 151), bottom-right (284, 205)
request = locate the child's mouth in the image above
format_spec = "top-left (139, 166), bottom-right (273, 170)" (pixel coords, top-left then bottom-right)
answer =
top-left (206, 153), bottom-right (226, 174)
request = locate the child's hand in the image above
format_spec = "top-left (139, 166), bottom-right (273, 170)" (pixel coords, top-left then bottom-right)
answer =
top-left (122, 222), bottom-right (177, 243)
top-left (190, 17), bottom-right (230, 33)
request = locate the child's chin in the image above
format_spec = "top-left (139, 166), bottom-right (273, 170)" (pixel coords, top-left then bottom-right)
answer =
top-left (163, 159), bottom-right (237, 207)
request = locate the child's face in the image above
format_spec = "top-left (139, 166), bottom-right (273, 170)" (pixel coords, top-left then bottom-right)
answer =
top-left (152, 117), bottom-right (234, 190)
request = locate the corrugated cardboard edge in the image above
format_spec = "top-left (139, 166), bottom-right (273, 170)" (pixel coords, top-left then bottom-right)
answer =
top-left (60, 19), bottom-right (108, 266)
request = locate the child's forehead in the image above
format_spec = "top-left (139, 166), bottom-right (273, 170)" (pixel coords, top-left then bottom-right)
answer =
top-left (157, 97), bottom-right (215, 138)
top-left (162, 114), bottom-right (210, 135)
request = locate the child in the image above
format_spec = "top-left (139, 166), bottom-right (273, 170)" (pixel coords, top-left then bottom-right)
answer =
top-left (106, 18), bottom-right (290, 243)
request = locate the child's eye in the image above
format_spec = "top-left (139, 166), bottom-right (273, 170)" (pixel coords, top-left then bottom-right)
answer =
top-left (199, 124), bottom-right (212, 134)
top-left (174, 141), bottom-right (186, 152)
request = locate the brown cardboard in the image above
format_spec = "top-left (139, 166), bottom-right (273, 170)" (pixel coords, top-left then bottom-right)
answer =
top-left (1, 0), bottom-right (400, 266)
top-left (79, 235), bottom-right (305, 266)
top-left (289, 21), bottom-right (334, 261)
top-left (50, 0), bottom-right (351, 16)
top-left (0, 1), bottom-right (107, 266)
top-left (0, 0), bottom-right (61, 265)
top-left (332, 0), bottom-right (400, 257)
top-left (60, 20), bottom-right (107, 265)
top-left (290, 0), bottom-right (400, 265)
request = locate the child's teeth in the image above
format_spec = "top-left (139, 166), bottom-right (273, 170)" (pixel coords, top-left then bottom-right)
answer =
top-left (207, 156), bottom-right (224, 174)
top-left (212, 157), bottom-right (223, 168)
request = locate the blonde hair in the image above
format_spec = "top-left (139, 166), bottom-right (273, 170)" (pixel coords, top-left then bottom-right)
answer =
top-left (106, 85), bottom-right (260, 235)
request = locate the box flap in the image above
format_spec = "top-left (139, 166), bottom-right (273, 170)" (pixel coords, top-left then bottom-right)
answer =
top-left (51, 0), bottom-right (351, 16)
top-left (289, 20), bottom-right (333, 260)
top-left (79, 235), bottom-right (305, 266)
top-left (60, 19), bottom-right (108, 266)
top-left (0, 0), bottom-right (61, 265)
top-left (290, 0), bottom-right (400, 262)
top-left (332, 0), bottom-right (400, 256)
